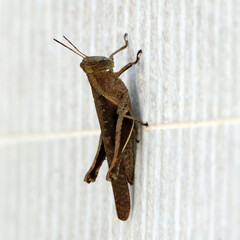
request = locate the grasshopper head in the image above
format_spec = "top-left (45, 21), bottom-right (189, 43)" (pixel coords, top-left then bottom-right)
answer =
top-left (80, 56), bottom-right (114, 73)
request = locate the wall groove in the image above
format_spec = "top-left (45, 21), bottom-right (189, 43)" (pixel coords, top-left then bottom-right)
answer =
top-left (1, 118), bottom-right (240, 145)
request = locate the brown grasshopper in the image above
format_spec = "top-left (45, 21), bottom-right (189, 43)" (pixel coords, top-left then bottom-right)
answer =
top-left (54, 34), bottom-right (148, 221)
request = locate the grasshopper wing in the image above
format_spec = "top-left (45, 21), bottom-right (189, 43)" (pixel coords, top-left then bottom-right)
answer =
top-left (111, 167), bottom-right (131, 221)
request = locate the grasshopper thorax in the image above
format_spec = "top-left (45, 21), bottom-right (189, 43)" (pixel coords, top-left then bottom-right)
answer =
top-left (80, 56), bottom-right (114, 73)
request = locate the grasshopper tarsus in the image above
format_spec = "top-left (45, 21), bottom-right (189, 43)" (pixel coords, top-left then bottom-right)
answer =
top-left (123, 33), bottom-right (128, 43)
top-left (106, 171), bottom-right (114, 182)
top-left (84, 172), bottom-right (96, 183)
top-left (134, 49), bottom-right (142, 64)
top-left (106, 168), bottom-right (118, 182)
top-left (144, 122), bottom-right (149, 127)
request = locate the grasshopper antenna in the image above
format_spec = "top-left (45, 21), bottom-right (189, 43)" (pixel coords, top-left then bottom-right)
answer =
top-left (63, 36), bottom-right (88, 57)
top-left (53, 38), bottom-right (86, 58)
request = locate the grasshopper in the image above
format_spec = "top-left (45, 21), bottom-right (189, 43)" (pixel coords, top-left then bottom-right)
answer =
top-left (54, 34), bottom-right (148, 221)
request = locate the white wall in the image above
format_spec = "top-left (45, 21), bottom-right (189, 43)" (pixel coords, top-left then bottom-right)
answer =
top-left (0, 0), bottom-right (240, 239)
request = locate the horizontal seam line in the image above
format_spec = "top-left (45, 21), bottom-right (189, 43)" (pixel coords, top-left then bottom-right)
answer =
top-left (0, 118), bottom-right (240, 144)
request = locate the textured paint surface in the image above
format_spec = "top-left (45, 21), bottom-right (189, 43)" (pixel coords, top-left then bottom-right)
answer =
top-left (0, 0), bottom-right (240, 239)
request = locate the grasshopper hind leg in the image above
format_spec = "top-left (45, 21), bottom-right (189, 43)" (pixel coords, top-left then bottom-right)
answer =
top-left (84, 136), bottom-right (106, 183)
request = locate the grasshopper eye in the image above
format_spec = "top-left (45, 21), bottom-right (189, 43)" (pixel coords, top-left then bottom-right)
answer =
top-left (99, 60), bottom-right (107, 65)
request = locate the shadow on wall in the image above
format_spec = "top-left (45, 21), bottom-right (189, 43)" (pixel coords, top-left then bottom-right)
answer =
top-left (129, 67), bottom-right (141, 120)
top-left (128, 60), bottom-right (142, 210)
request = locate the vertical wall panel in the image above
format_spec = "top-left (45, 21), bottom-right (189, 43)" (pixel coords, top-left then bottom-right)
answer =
top-left (0, 0), bottom-right (240, 239)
